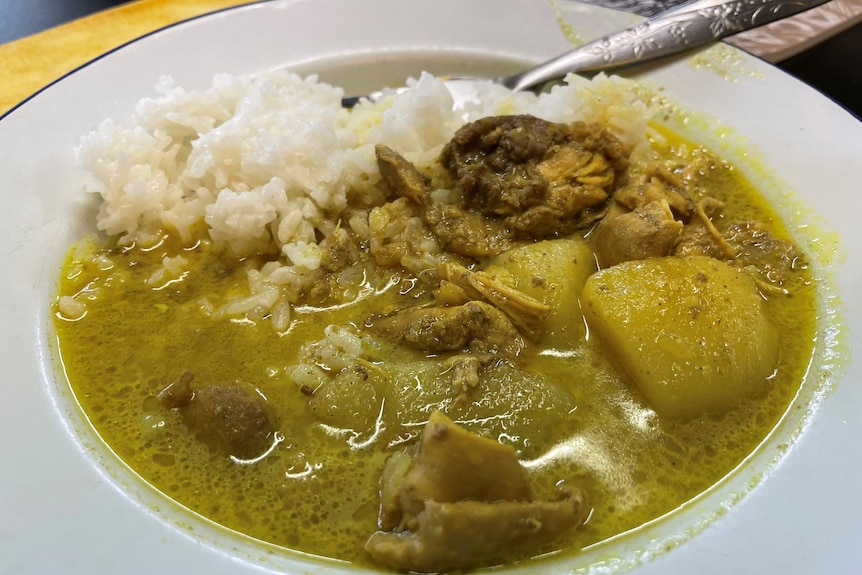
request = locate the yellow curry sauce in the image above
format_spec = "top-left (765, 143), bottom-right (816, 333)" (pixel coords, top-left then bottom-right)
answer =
top-left (53, 127), bottom-right (817, 567)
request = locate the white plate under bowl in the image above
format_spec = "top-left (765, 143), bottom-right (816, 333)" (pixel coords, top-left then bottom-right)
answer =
top-left (1, 1), bottom-right (860, 574)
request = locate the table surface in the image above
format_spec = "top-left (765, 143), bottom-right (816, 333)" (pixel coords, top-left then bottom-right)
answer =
top-left (1, 0), bottom-right (860, 119)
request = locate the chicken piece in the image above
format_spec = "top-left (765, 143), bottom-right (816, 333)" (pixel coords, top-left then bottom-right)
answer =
top-left (375, 144), bottom-right (512, 257)
top-left (370, 300), bottom-right (524, 357)
top-left (424, 201), bottom-right (512, 257)
top-left (673, 197), bottom-right (730, 259)
top-left (589, 161), bottom-right (705, 268)
top-left (591, 199), bottom-right (684, 267)
top-left (670, 195), bottom-right (803, 297)
top-left (367, 496), bottom-right (585, 572)
top-left (376, 144), bottom-right (432, 205)
top-left (395, 411), bottom-right (532, 518)
top-left (724, 220), bottom-right (804, 295)
top-left (159, 372), bottom-right (274, 459)
top-left (675, 199), bottom-right (803, 296)
top-left (366, 411), bottom-right (586, 572)
top-left (440, 115), bottom-right (629, 237)
top-left (437, 261), bottom-right (550, 339)
top-left (613, 171), bottom-right (694, 219)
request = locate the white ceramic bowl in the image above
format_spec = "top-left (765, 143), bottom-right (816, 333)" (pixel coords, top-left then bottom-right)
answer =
top-left (1, 1), bottom-right (860, 574)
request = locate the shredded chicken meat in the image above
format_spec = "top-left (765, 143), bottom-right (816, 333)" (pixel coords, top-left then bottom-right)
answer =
top-left (437, 261), bottom-right (550, 340)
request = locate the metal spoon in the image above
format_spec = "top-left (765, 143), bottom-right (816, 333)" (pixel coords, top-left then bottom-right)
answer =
top-left (342, 0), bottom-right (829, 107)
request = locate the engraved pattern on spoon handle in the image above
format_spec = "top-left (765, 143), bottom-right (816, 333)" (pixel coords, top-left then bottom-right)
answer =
top-left (600, 0), bottom-right (829, 61)
top-left (502, 0), bottom-right (829, 91)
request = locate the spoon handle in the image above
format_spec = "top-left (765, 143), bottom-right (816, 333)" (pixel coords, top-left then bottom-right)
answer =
top-left (502, 0), bottom-right (831, 91)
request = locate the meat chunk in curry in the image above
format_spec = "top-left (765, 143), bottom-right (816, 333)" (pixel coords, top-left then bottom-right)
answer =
top-left (440, 115), bottom-right (629, 237)
top-left (591, 199), bottom-right (684, 267)
top-left (159, 371), bottom-right (275, 459)
top-left (590, 167), bottom-right (694, 267)
top-left (365, 411), bottom-right (586, 572)
top-left (369, 300), bottom-right (524, 357)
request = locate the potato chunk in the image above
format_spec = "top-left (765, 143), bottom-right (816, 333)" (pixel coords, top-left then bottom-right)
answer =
top-left (486, 238), bottom-right (596, 348)
top-left (582, 256), bottom-right (778, 418)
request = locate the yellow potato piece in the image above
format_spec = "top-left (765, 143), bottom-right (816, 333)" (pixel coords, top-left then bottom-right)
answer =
top-left (582, 256), bottom-right (778, 418)
top-left (487, 239), bottom-right (597, 349)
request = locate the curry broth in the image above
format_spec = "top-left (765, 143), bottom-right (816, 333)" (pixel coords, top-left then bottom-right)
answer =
top-left (53, 128), bottom-right (817, 566)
